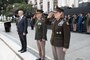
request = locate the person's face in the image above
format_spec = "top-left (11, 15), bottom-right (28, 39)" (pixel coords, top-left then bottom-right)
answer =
top-left (35, 13), bottom-right (42, 19)
top-left (18, 10), bottom-right (24, 17)
top-left (54, 11), bottom-right (64, 20)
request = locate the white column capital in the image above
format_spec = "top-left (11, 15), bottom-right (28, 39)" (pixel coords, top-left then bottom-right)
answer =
top-left (49, 0), bottom-right (54, 11)
top-left (58, 0), bottom-right (62, 7)
top-left (74, 0), bottom-right (79, 7)
top-left (43, 0), bottom-right (48, 13)
top-left (62, 0), bottom-right (67, 7)
top-left (37, 0), bottom-right (41, 9)
top-left (31, 0), bottom-right (35, 4)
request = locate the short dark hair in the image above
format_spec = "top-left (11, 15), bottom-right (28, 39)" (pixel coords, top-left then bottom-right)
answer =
top-left (55, 7), bottom-right (64, 12)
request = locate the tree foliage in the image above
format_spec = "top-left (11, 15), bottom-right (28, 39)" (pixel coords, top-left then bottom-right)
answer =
top-left (4, 3), bottom-right (36, 17)
top-left (8, 0), bottom-right (25, 4)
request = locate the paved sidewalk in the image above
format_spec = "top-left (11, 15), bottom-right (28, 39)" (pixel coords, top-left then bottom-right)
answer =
top-left (0, 22), bottom-right (90, 60)
top-left (0, 33), bottom-right (37, 60)
top-left (0, 39), bottom-right (21, 60)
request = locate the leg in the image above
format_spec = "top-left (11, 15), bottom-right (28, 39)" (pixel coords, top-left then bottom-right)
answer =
top-left (23, 35), bottom-right (27, 51)
top-left (74, 24), bottom-right (77, 31)
top-left (78, 23), bottom-right (80, 32)
top-left (56, 47), bottom-right (65, 60)
top-left (18, 34), bottom-right (24, 50)
top-left (31, 25), bottom-right (34, 30)
top-left (73, 24), bottom-right (74, 31)
top-left (37, 40), bottom-right (42, 59)
top-left (81, 24), bottom-right (83, 32)
top-left (19, 34), bottom-right (27, 53)
top-left (87, 26), bottom-right (89, 32)
top-left (40, 40), bottom-right (46, 60)
top-left (52, 46), bottom-right (58, 60)
top-left (87, 26), bottom-right (90, 33)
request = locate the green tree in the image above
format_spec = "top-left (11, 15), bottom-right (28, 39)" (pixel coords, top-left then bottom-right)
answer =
top-left (8, 0), bottom-right (25, 4)
top-left (5, 3), bottom-right (36, 17)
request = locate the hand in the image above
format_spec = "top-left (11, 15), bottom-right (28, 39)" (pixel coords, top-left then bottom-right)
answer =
top-left (23, 33), bottom-right (26, 35)
top-left (63, 48), bottom-right (68, 53)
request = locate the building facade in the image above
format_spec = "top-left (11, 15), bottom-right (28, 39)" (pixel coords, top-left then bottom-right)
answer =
top-left (28, 0), bottom-right (90, 13)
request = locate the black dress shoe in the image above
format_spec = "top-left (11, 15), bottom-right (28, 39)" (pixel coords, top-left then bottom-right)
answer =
top-left (18, 49), bottom-right (23, 52)
top-left (36, 58), bottom-right (41, 60)
top-left (20, 50), bottom-right (27, 53)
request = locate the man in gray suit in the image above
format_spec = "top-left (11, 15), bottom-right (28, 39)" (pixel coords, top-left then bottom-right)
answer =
top-left (16, 9), bottom-right (28, 53)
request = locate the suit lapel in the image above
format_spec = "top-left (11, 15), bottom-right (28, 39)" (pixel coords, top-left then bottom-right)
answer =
top-left (18, 16), bottom-right (24, 23)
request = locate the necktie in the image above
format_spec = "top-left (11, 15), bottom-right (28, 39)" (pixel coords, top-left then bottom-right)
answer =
top-left (18, 17), bottom-right (22, 22)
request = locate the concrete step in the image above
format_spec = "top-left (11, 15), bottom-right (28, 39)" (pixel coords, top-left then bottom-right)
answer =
top-left (0, 33), bottom-right (37, 60)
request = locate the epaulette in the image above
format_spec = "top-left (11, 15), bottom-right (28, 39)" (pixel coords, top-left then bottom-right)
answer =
top-left (58, 20), bottom-right (65, 26)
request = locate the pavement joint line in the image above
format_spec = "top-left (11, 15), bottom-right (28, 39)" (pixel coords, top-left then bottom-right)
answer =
top-left (0, 32), bottom-right (52, 60)
top-left (0, 38), bottom-right (24, 60)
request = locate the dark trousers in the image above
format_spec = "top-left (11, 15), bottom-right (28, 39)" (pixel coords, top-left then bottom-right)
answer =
top-left (78, 23), bottom-right (83, 32)
top-left (31, 25), bottom-right (34, 30)
top-left (19, 33), bottom-right (27, 50)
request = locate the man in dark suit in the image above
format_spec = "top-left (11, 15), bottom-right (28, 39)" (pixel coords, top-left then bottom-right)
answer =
top-left (16, 9), bottom-right (28, 53)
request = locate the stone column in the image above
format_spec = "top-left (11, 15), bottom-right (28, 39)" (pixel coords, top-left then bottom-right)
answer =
top-left (30, 0), bottom-right (36, 7)
top-left (49, 0), bottom-right (54, 11)
top-left (37, 0), bottom-right (41, 9)
top-left (31, 0), bottom-right (35, 5)
top-left (43, 0), bottom-right (48, 13)
top-left (69, 0), bottom-right (74, 7)
top-left (62, 0), bottom-right (67, 6)
top-left (58, 0), bottom-right (62, 7)
top-left (74, 0), bottom-right (79, 7)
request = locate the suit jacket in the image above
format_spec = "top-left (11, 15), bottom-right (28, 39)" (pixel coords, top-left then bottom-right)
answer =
top-left (50, 19), bottom-right (70, 48)
top-left (35, 19), bottom-right (47, 40)
top-left (16, 16), bottom-right (28, 34)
